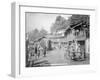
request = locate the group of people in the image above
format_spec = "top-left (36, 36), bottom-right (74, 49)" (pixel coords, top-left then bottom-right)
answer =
top-left (26, 41), bottom-right (47, 67)
top-left (34, 43), bottom-right (47, 58)
top-left (65, 40), bottom-right (85, 61)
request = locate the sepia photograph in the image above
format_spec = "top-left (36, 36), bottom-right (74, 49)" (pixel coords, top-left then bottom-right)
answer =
top-left (25, 12), bottom-right (90, 67)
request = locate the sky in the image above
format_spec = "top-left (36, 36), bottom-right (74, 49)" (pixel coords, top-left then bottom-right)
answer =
top-left (25, 13), bottom-right (72, 33)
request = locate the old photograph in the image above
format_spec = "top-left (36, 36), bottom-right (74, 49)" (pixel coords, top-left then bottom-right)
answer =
top-left (25, 12), bottom-right (90, 67)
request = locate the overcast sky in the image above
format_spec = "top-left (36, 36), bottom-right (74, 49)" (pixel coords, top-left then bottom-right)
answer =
top-left (26, 13), bottom-right (71, 33)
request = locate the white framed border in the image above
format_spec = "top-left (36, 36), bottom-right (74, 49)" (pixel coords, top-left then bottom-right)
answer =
top-left (11, 2), bottom-right (97, 78)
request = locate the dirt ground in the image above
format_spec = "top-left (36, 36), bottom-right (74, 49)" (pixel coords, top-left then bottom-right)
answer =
top-left (32, 48), bottom-right (89, 67)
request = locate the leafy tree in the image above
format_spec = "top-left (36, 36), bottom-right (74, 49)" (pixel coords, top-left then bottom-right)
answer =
top-left (39, 28), bottom-right (48, 37)
top-left (27, 28), bottom-right (48, 42)
top-left (50, 16), bottom-right (70, 33)
top-left (39, 39), bottom-right (46, 49)
top-left (28, 28), bottom-right (40, 41)
top-left (39, 29), bottom-right (48, 48)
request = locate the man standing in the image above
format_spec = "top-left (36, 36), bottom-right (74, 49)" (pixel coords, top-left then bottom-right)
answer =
top-left (43, 47), bottom-right (47, 57)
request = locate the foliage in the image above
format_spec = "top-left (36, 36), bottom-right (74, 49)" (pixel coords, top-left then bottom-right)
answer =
top-left (39, 28), bottom-right (48, 37)
top-left (50, 16), bottom-right (70, 33)
top-left (28, 29), bottom-right (40, 41)
top-left (40, 39), bottom-right (46, 48)
top-left (27, 28), bottom-right (48, 41)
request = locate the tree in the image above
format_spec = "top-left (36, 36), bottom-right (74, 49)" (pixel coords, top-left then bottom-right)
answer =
top-left (28, 28), bottom-right (40, 41)
top-left (39, 29), bottom-right (48, 48)
top-left (39, 28), bottom-right (48, 37)
top-left (39, 39), bottom-right (46, 49)
top-left (50, 16), bottom-right (70, 33)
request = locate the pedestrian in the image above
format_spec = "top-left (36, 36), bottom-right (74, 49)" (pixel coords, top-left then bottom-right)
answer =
top-left (37, 45), bottom-right (40, 58)
top-left (43, 47), bottom-right (46, 57)
top-left (34, 43), bottom-right (38, 59)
